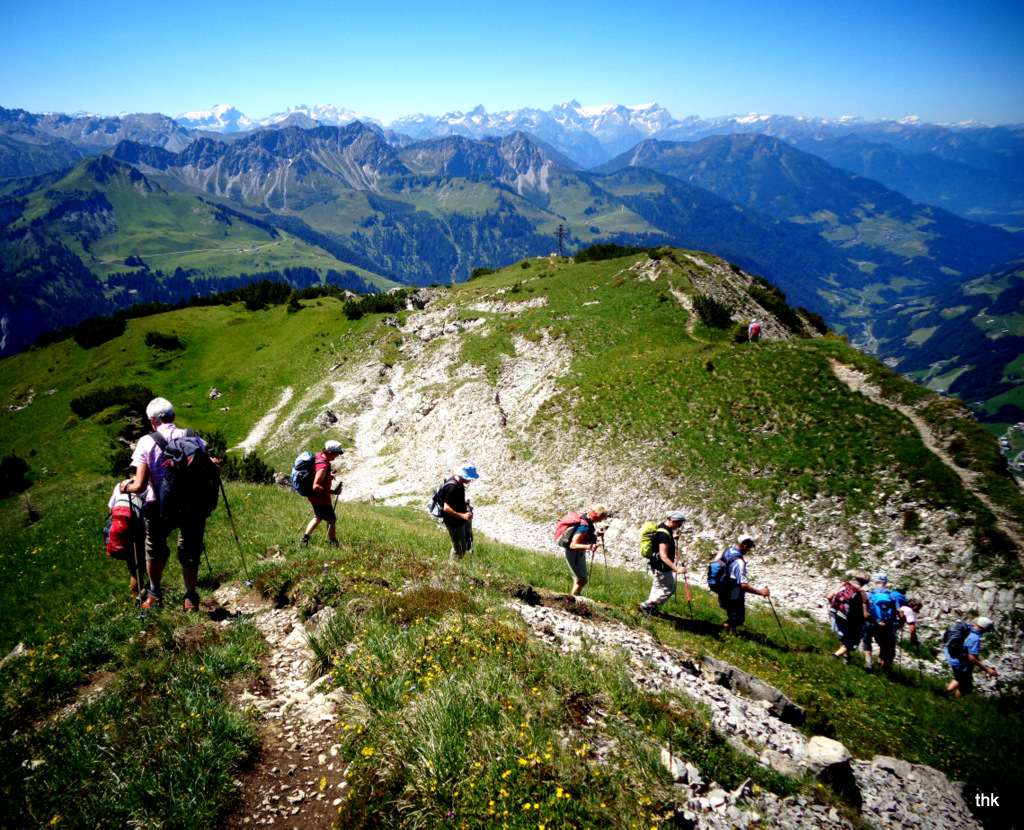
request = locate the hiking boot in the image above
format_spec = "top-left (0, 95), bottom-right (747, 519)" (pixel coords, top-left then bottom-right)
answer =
top-left (142, 586), bottom-right (163, 610)
top-left (328, 538), bottom-right (339, 548)
top-left (299, 534), bottom-right (310, 547)
top-left (638, 604), bottom-right (654, 617)
top-left (183, 591), bottom-right (200, 613)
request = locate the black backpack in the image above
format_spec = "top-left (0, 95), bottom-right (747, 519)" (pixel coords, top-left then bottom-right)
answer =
top-left (943, 621), bottom-right (973, 660)
top-left (151, 429), bottom-right (219, 527)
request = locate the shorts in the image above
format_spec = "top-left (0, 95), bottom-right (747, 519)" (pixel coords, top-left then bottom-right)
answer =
top-left (144, 502), bottom-right (207, 570)
top-left (952, 666), bottom-right (974, 694)
top-left (719, 595), bottom-right (746, 627)
top-left (564, 546), bottom-right (589, 582)
top-left (310, 501), bottom-right (337, 522)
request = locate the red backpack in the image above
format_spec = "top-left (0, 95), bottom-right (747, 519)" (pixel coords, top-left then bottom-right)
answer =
top-left (104, 489), bottom-right (145, 560)
top-left (554, 512), bottom-right (585, 548)
top-left (830, 582), bottom-right (859, 620)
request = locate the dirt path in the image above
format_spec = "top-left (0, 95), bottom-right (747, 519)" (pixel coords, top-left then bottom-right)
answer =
top-left (830, 359), bottom-right (1024, 554)
top-left (212, 585), bottom-right (348, 829)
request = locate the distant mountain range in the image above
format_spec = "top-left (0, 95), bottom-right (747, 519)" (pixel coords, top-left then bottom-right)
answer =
top-left (3, 102), bottom-right (1022, 227)
top-left (2, 103), bottom-right (1023, 418)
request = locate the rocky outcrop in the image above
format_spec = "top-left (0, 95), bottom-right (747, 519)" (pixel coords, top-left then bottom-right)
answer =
top-left (512, 600), bottom-right (981, 830)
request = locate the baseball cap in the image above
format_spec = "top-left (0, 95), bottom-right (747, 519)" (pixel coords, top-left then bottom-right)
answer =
top-left (737, 534), bottom-right (756, 546)
top-left (666, 510), bottom-right (686, 522)
top-left (973, 616), bottom-right (996, 631)
top-left (324, 440), bottom-right (344, 454)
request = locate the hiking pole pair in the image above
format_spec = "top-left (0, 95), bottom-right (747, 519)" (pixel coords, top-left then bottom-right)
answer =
top-left (219, 480), bottom-right (252, 585)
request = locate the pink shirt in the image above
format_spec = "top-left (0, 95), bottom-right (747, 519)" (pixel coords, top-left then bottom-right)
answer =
top-left (899, 605), bottom-right (917, 625)
top-left (130, 423), bottom-right (206, 504)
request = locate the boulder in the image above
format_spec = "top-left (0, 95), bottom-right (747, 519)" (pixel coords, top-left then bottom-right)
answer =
top-left (700, 655), bottom-right (807, 725)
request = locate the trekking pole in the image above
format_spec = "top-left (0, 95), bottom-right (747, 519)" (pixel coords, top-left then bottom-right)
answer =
top-left (898, 630), bottom-right (903, 670)
top-left (599, 531), bottom-right (608, 582)
top-left (219, 480), bottom-right (252, 585)
top-left (681, 570), bottom-right (694, 620)
top-left (766, 595), bottom-right (789, 648)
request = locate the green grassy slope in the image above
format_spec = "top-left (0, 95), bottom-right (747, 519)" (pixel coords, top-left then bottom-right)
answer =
top-left (0, 481), bottom-right (1020, 828)
top-left (2, 249), bottom-right (1023, 828)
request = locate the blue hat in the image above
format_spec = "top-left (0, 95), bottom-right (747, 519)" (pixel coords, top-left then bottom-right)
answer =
top-left (457, 464), bottom-right (479, 481)
top-left (872, 573), bottom-right (888, 584)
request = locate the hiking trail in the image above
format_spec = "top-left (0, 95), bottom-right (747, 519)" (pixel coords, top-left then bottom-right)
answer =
top-left (830, 359), bottom-right (1024, 556)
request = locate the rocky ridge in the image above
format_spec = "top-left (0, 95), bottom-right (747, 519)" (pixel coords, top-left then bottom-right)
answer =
top-left (240, 258), bottom-right (1021, 682)
top-left (193, 578), bottom-right (982, 828)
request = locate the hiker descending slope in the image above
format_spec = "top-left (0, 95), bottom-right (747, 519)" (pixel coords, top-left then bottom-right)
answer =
top-left (555, 504), bottom-right (609, 598)
top-left (748, 320), bottom-right (761, 342)
top-left (898, 598), bottom-right (923, 647)
top-left (438, 464), bottom-right (479, 559)
top-left (120, 397), bottom-right (221, 612)
top-left (710, 534), bottom-right (769, 629)
top-left (944, 617), bottom-right (999, 697)
top-left (638, 510), bottom-right (688, 616)
top-left (105, 467), bottom-right (147, 605)
top-left (862, 574), bottom-right (900, 672)
top-left (299, 440), bottom-right (344, 547)
top-left (826, 570), bottom-right (871, 661)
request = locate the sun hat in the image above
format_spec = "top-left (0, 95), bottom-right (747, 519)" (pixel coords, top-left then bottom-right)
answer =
top-left (666, 510), bottom-right (686, 522)
top-left (872, 573), bottom-right (888, 584)
top-left (324, 440), bottom-right (344, 454)
top-left (457, 464), bottom-right (479, 481)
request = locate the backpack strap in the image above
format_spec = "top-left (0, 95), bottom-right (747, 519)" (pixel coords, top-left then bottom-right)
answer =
top-left (149, 430), bottom-right (168, 451)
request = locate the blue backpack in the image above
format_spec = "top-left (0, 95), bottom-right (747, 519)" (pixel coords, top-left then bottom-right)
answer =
top-left (707, 551), bottom-right (742, 594)
top-left (291, 452), bottom-right (316, 497)
top-left (869, 589), bottom-right (897, 625)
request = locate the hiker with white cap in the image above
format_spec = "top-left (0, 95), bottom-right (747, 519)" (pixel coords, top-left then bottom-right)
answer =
top-left (439, 463), bottom-right (479, 559)
top-left (300, 440), bottom-right (344, 547)
top-left (717, 534), bottom-right (769, 629)
top-left (944, 617), bottom-right (999, 698)
top-left (639, 510), bottom-right (687, 616)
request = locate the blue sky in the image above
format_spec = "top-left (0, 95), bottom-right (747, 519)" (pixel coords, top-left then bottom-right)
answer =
top-left (2, 0), bottom-right (1022, 125)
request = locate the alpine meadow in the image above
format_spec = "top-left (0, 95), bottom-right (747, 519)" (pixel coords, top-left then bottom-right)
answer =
top-left (1, 242), bottom-right (1023, 829)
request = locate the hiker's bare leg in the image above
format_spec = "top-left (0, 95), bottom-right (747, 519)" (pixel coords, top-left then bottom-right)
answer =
top-left (148, 560), bottom-right (165, 591)
top-left (327, 520), bottom-right (337, 541)
top-left (183, 566), bottom-right (199, 595)
top-left (571, 578), bottom-right (587, 596)
top-left (304, 516), bottom-right (322, 537)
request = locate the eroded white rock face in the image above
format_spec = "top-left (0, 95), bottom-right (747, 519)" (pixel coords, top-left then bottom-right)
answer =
top-left (235, 284), bottom-right (1021, 679)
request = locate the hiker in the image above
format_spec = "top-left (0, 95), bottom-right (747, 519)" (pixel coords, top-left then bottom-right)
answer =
top-left (717, 534), bottom-right (769, 629)
top-left (120, 397), bottom-right (221, 612)
top-left (107, 469), bottom-right (147, 604)
top-left (862, 573), bottom-right (898, 672)
top-left (639, 510), bottom-right (687, 615)
top-left (563, 505), bottom-right (609, 597)
top-left (826, 570), bottom-right (870, 660)
top-left (748, 320), bottom-right (761, 342)
top-left (438, 464), bottom-right (479, 559)
top-left (944, 617), bottom-right (999, 697)
top-left (300, 440), bottom-right (344, 547)
top-left (898, 598), bottom-right (923, 646)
